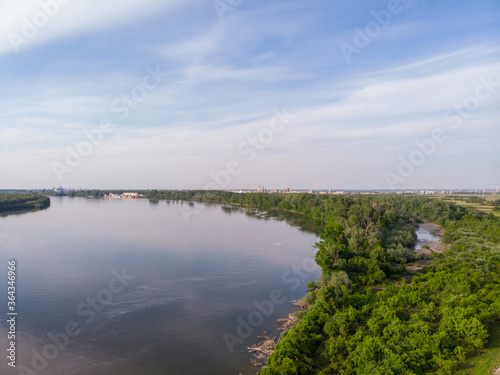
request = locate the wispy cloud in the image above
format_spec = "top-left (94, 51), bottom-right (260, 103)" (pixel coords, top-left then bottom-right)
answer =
top-left (1, 0), bottom-right (498, 189)
top-left (0, 0), bottom-right (192, 55)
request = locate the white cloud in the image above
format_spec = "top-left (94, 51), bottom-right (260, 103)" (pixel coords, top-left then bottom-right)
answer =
top-left (295, 61), bottom-right (500, 128)
top-left (0, 0), bottom-right (498, 193)
top-left (0, 0), bottom-right (191, 55)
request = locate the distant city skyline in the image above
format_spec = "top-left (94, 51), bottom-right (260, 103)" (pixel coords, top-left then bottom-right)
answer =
top-left (1, 0), bottom-right (499, 190)
top-left (18, 186), bottom-right (500, 194)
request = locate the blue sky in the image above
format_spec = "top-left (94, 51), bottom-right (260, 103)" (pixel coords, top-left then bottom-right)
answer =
top-left (0, 0), bottom-right (499, 190)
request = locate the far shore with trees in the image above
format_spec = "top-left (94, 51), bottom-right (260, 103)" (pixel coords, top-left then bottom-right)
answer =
top-left (0, 193), bottom-right (50, 213)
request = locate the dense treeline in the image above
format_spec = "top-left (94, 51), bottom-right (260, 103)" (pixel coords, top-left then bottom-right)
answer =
top-left (259, 197), bottom-right (500, 374)
top-left (0, 193), bottom-right (50, 212)
top-left (46, 189), bottom-right (129, 197)
top-left (146, 190), bottom-right (500, 374)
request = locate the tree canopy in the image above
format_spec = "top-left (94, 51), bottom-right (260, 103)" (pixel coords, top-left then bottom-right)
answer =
top-left (0, 193), bottom-right (50, 212)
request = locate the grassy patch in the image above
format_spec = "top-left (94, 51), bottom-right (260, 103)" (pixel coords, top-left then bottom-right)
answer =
top-left (457, 322), bottom-right (500, 375)
top-left (449, 200), bottom-right (500, 217)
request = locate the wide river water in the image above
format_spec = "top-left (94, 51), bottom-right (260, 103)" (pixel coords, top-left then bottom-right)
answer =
top-left (0, 197), bottom-right (323, 375)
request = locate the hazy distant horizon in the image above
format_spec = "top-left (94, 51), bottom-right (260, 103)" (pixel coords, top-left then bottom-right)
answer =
top-left (4, 186), bottom-right (499, 192)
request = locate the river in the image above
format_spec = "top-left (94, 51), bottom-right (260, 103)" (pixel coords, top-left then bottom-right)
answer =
top-left (0, 197), bottom-right (322, 375)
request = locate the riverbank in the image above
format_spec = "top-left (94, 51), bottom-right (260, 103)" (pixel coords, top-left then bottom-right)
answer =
top-left (249, 223), bottom-right (449, 374)
top-left (247, 301), bottom-right (304, 371)
top-left (399, 222), bottom-right (448, 284)
top-left (415, 222), bottom-right (448, 254)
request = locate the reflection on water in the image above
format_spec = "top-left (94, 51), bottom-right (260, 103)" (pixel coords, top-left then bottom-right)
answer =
top-left (0, 197), bottom-right (321, 375)
top-left (221, 205), bottom-right (325, 236)
top-left (263, 209), bottom-right (325, 236)
top-left (0, 206), bottom-right (50, 218)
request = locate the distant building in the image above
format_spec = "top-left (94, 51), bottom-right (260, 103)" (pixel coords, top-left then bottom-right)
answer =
top-left (54, 186), bottom-right (68, 194)
top-left (122, 192), bottom-right (144, 198)
top-left (105, 192), bottom-right (144, 199)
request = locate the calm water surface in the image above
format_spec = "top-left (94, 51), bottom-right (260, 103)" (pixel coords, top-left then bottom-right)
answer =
top-left (0, 197), bottom-right (321, 375)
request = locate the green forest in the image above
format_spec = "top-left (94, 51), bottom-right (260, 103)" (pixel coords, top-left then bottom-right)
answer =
top-left (0, 193), bottom-right (51, 212)
top-left (144, 190), bottom-right (500, 374)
